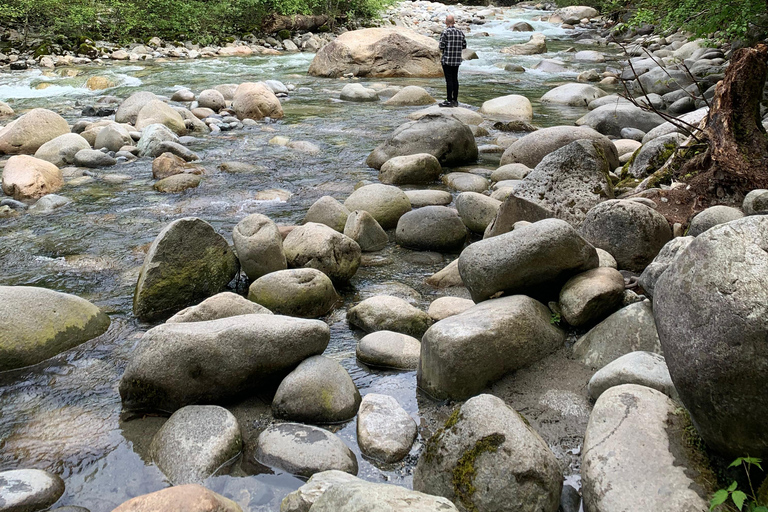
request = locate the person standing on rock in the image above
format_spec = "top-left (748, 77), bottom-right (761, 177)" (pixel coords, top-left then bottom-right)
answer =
top-left (438, 14), bottom-right (466, 108)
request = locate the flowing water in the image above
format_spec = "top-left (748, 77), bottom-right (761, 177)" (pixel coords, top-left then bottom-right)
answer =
top-left (0, 8), bottom-right (622, 510)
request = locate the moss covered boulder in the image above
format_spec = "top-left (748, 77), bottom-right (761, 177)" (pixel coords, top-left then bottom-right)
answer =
top-left (133, 217), bottom-right (239, 321)
top-left (248, 268), bottom-right (339, 318)
top-left (0, 286), bottom-right (110, 371)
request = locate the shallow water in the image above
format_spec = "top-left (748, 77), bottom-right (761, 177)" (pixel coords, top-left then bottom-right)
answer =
top-left (0, 8), bottom-right (620, 511)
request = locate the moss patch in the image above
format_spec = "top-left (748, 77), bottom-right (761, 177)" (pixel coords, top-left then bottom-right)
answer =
top-left (423, 407), bottom-right (462, 464)
top-left (452, 433), bottom-right (506, 512)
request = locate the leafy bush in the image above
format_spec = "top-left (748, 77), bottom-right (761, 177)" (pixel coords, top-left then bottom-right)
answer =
top-left (710, 457), bottom-right (768, 512)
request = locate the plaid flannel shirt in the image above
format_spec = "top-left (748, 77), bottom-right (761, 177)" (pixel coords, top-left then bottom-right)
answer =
top-left (439, 26), bottom-right (466, 66)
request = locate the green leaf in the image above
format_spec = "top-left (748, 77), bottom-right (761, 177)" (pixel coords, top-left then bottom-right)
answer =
top-left (729, 481), bottom-right (740, 492)
top-left (752, 507), bottom-right (768, 512)
top-left (731, 459), bottom-right (746, 468)
top-left (732, 491), bottom-right (748, 511)
top-left (712, 490), bottom-right (731, 510)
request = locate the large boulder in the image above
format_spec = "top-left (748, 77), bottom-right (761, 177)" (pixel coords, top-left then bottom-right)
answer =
top-left (418, 295), bottom-right (564, 400)
top-left (366, 115), bottom-right (478, 170)
top-left (232, 213), bottom-right (287, 281)
top-left (637, 67), bottom-right (695, 95)
top-left (555, 5), bottom-right (598, 22)
top-left (232, 82), bottom-right (284, 121)
top-left (111, 485), bottom-right (242, 512)
top-left (356, 330), bottom-right (421, 370)
top-left (135, 100), bottom-right (187, 135)
top-left (395, 206), bottom-right (468, 252)
top-left (34, 133), bottom-right (91, 167)
top-left (500, 33), bottom-right (547, 55)
top-left (512, 139), bottom-right (615, 226)
top-left (311, 481), bottom-right (458, 511)
top-left (166, 291), bottom-right (272, 323)
top-left (576, 104), bottom-right (665, 138)
top-left (149, 405), bottom-right (241, 484)
top-left (283, 223), bottom-right (361, 282)
top-left (308, 27), bottom-right (442, 78)
top-left (653, 216), bottom-right (768, 457)
top-left (478, 94), bottom-right (533, 121)
top-left (499, 126), bottom-right (619, 169)
top-left (540, 83), bottom-right (606, 107)
top-left (579, 200), bottom-right (672, 272)
top-left (115, 91), bottom-right (160, 124)
top-left (343, 184), bottom-right (411, 229)
top-left (119, 314), bottom-right (329, 411)
top-left (414, 394), bottom-right (562, 512)
top-left (272, 355), bottom-right (360, 423)
top-left (348, 295), bottom-right (432, 338)
top-left (0, 108), bottom-right (69, 154)
top-left (133, 218), bottom-right (239, 321)
top-left (248, 268), bottom-right (338, 318)
top-left (587, 351), bottom-right (677, 400)
top-left (687, 205), bottom-right (744, 236)
top-left (559, 267), bottom-right (625, 327)
top-left (357, 394), bottom-right (417, 463)
top-left (637, 236), bottom-right (694, 299)
top-left (459, 218), bottom-right (599, 302)
top-left (0, 469), bottom-right (65, 512)
top-left (582, 385), bottom-right (708, 512)
top-left (0, 286), bottom-right (110, 371)
top-left (1, 154), bottom-right (63, 200)
top-left (379, 153), bottom-right (442, 185)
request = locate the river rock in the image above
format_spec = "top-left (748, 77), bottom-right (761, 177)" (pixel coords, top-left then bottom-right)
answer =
top-left (0, 469), bottom-right (65, 512)
top-left (459, 218), bottom-right (598, 302)
top-left (1, 154), bottom-right (63, 200)
top-left (355, 393), bottom-right (416, 463)
top-left (499, 125), bottom-right (618, 169)
top-left (135, 100), bottom-right (187, 135)
top-left (29, 193), bottom-right (70, 212)
top-left (478, 94), bottom-right (533, 121)
top-left (283, 222), bottom-right (361, 282)
top-left (119, 314), bottom-right (329, 411)
top-left (232, 82), bottom-right (284, 120)
top-left (343, 210), bottom-right (388, 252)
top-left (406, 190), bottom-right (453, 208)
top-left (484, 195), bottom-right (554, 238)
top-left (743, 188), bottom-right (768, 214)
top-left (576, 104), bottom-right (665, 138)
top-left (559, 267), bottom-right (625, 327)
top-left (540, 83), bottom-right (606, 107)
top-left (303, 196), bottom-right (350, 232)
top-left (281, 470), bottom-right (362, 512)
top-left (356, 330), bottom-right (421, 370)
top-left (556, 5), bottom-right (598, 21)
top-left (152, 141), bottom-right (199, 161)
top-left (111, 484), bottom-right (242, 512)
top-left (574, 50), bottom-right (605, 62)
top-left (408, 106), bottom-right (483, 126)
top-left (137, 123), bottom-right (180, 157)
top-left (256, 423), bottom-right (358, 477)
top-left (491, 163), bottom-right (530, 181)
top-left (153, 173), bottom-right (201, 193)
top-left (343, 184), bottom-right (411, 229)
top-left (581, 384), bottom-right (708, 512)
top-left (427, 296), bottom-right (474, 321)
top-left (687, 205), bottom-right (744, 236)
top-left (384, 86), bottom-right (436, 106)
top-left (167, 291), bottom-right (272, 323)
top-left (637, 66), bottom-right (694, 95)
top-left (94, 123), bottom-right (133, 152)
top-left (151, 152), bottom-right (201, 179)
top-left (637, 236), bottom-right (693, 299)
top-left (395, 206), bottom-right (468, 252)
top-left (150, 405), bottom-right (241, 484)
top-left (0, 100), bottom-right (13, 117)
top-left (73, 149), bottom-right (117, 168)
top-left (572, 300), bottom-right (661, 368)
top-left (580, 200), bottom-right (672, 272)
top-left (379, 153), bottom-right (441, 185)
top-left (115, 91), bottom-right (159, 124)
top-left (340, 83), bottom-right (379, 102)
top-left (641, 106), bottom-right (708, 143)
top-left (653, 216), bottom-right (768, 457)
top-left (366, 115), bottom-right (478, 170)
top-left (0, 108), bottom-right (70, 155)
top-left (248, 268), bottom-right (338, 318)
top-left (348, 295), bottom-right (432, 338)
top-left (133, 217), bottom-right (239, 321)
top-left (232, 213), bottom-right (286, 281)
top-left (320, 482), bottom-right (459, 512)
top-left (455, 192), bottom-right (501, 233)
top-left (500, 33), bottom-right (547, 55)
top-left (414, 394), bottom-right (562, 512)
top-left (512, 139), bottom-right (614, 226)
top-left (272, 355), bottom-right (360, 423)
top-left (197, 89), bottom-right (226, 111)
top-left (34, 133), bottom-right (91, 167)
top-left (442, 172), bottom-right (489, 193)
top-left (308, 27), bottom-right (441, 78)
top-left (587, 351), bottom-right (676, 400)
top-left (625, 133), bottom-right (686, 178)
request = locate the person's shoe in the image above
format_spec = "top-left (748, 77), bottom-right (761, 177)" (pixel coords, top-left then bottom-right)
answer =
top-left (451, 100), bottom-right (459, 107)
top-left (438, 100), bottom-right (452, 107)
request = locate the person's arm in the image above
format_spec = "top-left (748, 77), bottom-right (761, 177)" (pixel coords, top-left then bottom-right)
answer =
top-left (439, 32), bottom-right (446, 52)
top-left (462, 32), bottom-right (467, 49)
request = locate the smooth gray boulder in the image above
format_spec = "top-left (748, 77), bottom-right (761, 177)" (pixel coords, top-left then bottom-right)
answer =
top-left (273, 355), bottom-right (360, 423)
top-left (579, 200), bottom-right (672, 272)
top-left (455, 192), bottom-right (501, 233)
top-left (743, 188), bottom-right (768, 214)
top-left (414, 394), bottom-right (562, 512)
top-left (395, 206), bottom-right (468, 252)
top-left (197, 89), bottom-right (226, 111)
top-left (384, 86), bottom-right (437, 106)
top-left (34, 133), bottom-right (91, 167)
top-left (343, 210), bottom-right (388, 252)
top-left (150, 405), bottom-right (241, 484)
top-left (637, 67), bottom-right (694, 95)
top-left (484, 195), bottom-right (554, 238)
top-left (303, 196), bottom-right (350, 232)
top-left (442, 172), bottom-right (489, 193)
top-left (576, 104), bottom-right (665, 138)
top-left (654, 216), bottom-right (768, 458)
top-left (366, 115), bottom-right (478, 170)
top-left (0, 286), bottom-right (110, 371)
top-left (540, 83), bottom-right (606, 106)
top-left (512, 139), bottom-right (614, 226)
top-left (379, 153), bottom-right (442, 185)
top-left (347, 295), bottom-right (432, 338)
top-left (311, 481), bottom-right (458, 511)
top-left (116, 91), bottom-right (159, 124)
top-left (587, 351), bottom-right (677, 400)
top-left (0, 469), bottom-right (65, 512)
top-left (459, 219), bottom-right (599, 302)
top-left (256, 423), bottom-right (358, 478)
top-left (582, 385), bottom-right (708, 512)
top-left (133, 217), bottom-right (239, 321)
top-left (559, 267), bottom-right (625, 327)
top-left (356, 330), bottom-right (421, 370)
top-left (687, 205), bottom-right (744, 236)
top-left (281, 470), bottom-right (361, 512)
top-left (343, 184), bottom-right (411, 230)
top-left (572, 301), bottom-right (661, 368)
top-left (499, 125), bottom-right (619, 169)
top-left (73, 148), bottom-right (117, 168)
top-left (491, 163), bottom-right (530, 181)
top-left (248, 268), bottom-right (338, 318)
top-left (625, 133), bottom-right (686, 179)
top-left (637, 236), bottom-right (694, 299)
top-left (340, 83), bottom-right (380, 102)
top-left (0, 108), bottom-right (70, 155)
top-left (137, 123), bottom-right (180, 158)
top-left (418, 295), bottom-right (565, 400)
top-left (166, 291), bottom-right (272, 323)
top-left (427, 296), bottom-right (475, 321)
top-left (233, 213), bottom-right (287, 282)
top-left (641, 106), bottom-right (708, 143)
top-left (283, 223), bottom-right (361, 283)
top-left (119, 314), bottom-right (329, 411)
top-left (357, 393), bottom-right (417, 463)
top-left (405, 190), bottom-right (453, 208)
top-left (93, 124), bottom-right (133, 152)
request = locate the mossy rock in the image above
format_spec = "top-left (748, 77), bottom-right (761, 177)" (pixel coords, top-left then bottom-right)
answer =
top-left (278, 29), bottom-right (292, 40)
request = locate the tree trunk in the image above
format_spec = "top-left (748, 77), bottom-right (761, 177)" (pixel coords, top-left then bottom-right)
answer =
top-left (261, 14), bottom-right (332, 34)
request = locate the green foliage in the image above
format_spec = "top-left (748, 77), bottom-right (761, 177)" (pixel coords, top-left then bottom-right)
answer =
top-left (550, 312), bottom-right (561, 325)
top-left (711, 457), bottom-right (768, 512)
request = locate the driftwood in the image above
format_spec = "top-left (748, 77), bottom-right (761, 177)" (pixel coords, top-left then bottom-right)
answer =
top-left (261, 14), bottom-right (332, 34)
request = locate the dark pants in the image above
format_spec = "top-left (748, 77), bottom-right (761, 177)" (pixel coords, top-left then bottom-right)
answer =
top-left (442, 63), bottom-right (459, 102)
